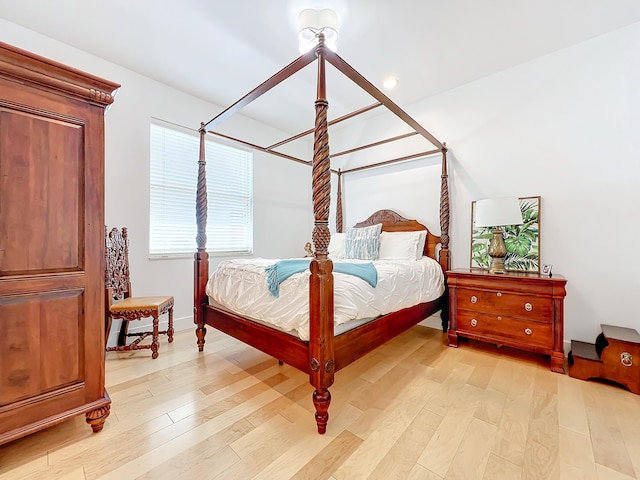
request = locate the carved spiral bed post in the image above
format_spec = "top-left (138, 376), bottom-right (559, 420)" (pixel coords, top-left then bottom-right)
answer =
top-left (336, 169), bottom-right (343, 233)
top-left (438, 146), bottom-right (450, 268)
top-left (439, 146), bottom-right (450, 331)
top-left (309, 37), bottom-right (335, 434)
top-left (194, 123), bottom-right (209, 351)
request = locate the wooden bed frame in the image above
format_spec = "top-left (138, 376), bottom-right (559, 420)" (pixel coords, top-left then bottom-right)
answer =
top-left (193, 35), bottom-right (450, 434)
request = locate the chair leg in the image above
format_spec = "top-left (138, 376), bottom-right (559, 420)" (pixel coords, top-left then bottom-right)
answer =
top-left (168, 307), bottom-right (174, 343)
top-left (117, 320), bottom-right (129, 347)
top-left (151, 315), bottom-right (159, 359)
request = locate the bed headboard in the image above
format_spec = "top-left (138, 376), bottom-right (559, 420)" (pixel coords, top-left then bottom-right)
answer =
top-left (353, 209), bottom-right (442, 263)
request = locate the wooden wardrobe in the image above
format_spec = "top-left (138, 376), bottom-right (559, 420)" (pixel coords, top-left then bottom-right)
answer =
top-left (0, 42), bottom-right (120, 445)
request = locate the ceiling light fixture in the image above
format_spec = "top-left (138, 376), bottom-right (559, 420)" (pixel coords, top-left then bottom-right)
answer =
top-left (383, 76), bottom-right (399, 90)
top-left (298, 8), bottom-right (338, 54)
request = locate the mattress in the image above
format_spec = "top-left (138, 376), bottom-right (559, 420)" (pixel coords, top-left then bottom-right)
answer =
top-left (206, 257), bottom-right (445, 341)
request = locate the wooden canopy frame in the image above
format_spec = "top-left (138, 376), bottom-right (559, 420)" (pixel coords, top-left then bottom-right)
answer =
top-left (194, 36), bottom-right (450, 434)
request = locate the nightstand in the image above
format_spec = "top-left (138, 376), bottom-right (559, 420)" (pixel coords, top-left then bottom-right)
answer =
top-left (447, 268), bottom-right (567, 373)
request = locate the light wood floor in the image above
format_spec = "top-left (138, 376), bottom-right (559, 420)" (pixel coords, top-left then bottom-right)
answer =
top-left (1, 324), bottom-right (639, 480)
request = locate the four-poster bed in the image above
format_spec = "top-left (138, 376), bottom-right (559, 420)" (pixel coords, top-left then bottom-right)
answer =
top-left (194, 36), bottom-right (450, 434)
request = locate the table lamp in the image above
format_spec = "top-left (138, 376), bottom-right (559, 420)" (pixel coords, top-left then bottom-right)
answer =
top-left (474, 197), bottom-right (524, 274)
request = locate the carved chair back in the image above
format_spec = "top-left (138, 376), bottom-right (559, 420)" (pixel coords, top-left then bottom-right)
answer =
top-left (105, 226), bottom-right (132, 301)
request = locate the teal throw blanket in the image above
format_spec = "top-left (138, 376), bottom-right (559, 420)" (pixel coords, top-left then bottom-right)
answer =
top-left (265, 259), bottom-right (377, 297)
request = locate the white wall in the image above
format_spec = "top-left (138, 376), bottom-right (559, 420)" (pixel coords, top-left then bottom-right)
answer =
top-left (1, 20), bottom-right (313, 345)
top-left (341, 22), bottom-right (640, 347)
top-left (5, 17), bottom-right (639, 350)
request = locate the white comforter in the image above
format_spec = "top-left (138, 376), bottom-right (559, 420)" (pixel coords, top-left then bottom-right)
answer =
top-left (206, 257), bottom-right (445, 341)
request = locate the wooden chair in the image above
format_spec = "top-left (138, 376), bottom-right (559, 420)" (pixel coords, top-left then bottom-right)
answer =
top-left (105, 227), bottom-right (174, 359)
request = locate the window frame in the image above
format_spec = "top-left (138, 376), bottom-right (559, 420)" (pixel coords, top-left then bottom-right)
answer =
top-left (149, 119), bottom-right (253, 259)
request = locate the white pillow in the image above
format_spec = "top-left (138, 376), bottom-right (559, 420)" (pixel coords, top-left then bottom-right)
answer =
top-left (378, 230), bottom-right (427, 261)
top-left (416, 230), bottom-right (427, 259)
top-left (345, 224), bottom-right (382, 260)
top-left (328, 232), bottom-right (346, 259)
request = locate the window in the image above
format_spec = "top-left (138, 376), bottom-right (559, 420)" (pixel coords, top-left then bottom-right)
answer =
top-left (149, 121), bottom-right (253, 257)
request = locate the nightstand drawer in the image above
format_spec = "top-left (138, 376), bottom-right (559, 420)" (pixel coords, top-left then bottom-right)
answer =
top-left (456, 310), bottom-right (553, 349)
top-left (455, 287), bottom-right (553, 322)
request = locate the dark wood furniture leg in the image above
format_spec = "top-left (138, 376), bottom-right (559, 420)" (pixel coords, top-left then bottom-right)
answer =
top-left (168, 306), bottom-right (174, 342)
top-left (313, 388), bottom-right (331, 434)
top-left (151, 315), bottom-right (160, 359)
top-left (117, 320), bottom-right (129, 347)
top-left (85, 394), bottom-right (112, 433)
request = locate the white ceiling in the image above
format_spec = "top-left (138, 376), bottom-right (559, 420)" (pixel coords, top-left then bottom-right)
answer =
top-left (2, 0), bottom-right (640, 135)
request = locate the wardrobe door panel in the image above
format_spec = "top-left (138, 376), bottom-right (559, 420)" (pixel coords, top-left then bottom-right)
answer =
top-left (0, 108), bottom-right (84, 275)
top-left (0, 291), bottom-right (83, 406)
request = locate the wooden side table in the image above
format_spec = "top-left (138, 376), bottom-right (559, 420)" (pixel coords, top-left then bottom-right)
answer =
top-left (447, 268), bottom-right (567, 373)
top-left (569, 325), bottom-right (640, 394)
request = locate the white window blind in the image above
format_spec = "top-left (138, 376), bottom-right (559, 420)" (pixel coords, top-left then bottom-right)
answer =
top-left (150, 121), bottom-right (253, 257)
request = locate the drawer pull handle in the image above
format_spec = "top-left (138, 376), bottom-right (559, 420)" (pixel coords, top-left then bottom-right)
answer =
top-left (470, 295), bottom-right (477, 304)
top-left (471, 319), bottom-right (478, 327)
top-left (497, 292), bottom-right (502, 297)
top-left (497, 316), bottom-right (502, 321)
top-left (524, 328), bottom-right (532, 335)
top-left (621, 352), bottom-right (633, 367)
top-left (524, 303), bottom-right (533, 312)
